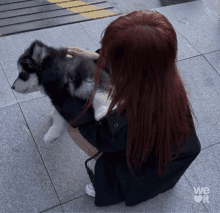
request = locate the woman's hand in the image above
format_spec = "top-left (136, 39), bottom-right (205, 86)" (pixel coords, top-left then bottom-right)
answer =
top-left (67, 47), bottom-right (99, 60)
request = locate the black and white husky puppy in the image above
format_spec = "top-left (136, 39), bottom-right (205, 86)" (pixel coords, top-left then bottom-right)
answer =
top-left (11, 40), bottom-right (114, 143)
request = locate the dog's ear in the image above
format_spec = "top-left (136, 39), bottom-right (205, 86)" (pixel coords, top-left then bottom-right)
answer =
top-left (31, 40), bottom-right (48, 63)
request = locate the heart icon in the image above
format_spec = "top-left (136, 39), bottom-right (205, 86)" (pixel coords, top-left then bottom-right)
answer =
top-left (194, 195), bottom-right (203, 203)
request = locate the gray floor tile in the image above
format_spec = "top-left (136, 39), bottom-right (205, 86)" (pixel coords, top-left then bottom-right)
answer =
top-left (155, 0), bottom-right (220, 54)
top-left (0, 22), bottom-right (99, 63)
top-left (19, 22), bottom-right (98, 51)
top-left (176, 55), bottom-right (220, 148)
top-left (41, 205), bottom-right (64, 213)
top-left (0, 36), bottom-right (22, 64)
top-left (202, 0), bottom-right (220, 19)
top-left (204, 50), bottom-right (220, 74)
top-left (0, 104), bottom-right (60, 212)
top-left (176, 32), bottom-right (201, 61)
top-left (18, 96), bottom-right (95, 204)
top-left (0, 29), bottom-right (51, 63)
top-left (107, 0), bottom-right (134, 14)
top-left (121, 0), bottom-right (163, 11)
top-left (0, 63), bottom-right (17, 108)
top-left (80, 14), bottom-right (125, 47)
top-left (184, 143), bottom-right (220, 213)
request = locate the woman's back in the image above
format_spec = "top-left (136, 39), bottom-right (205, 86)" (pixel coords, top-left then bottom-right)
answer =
top-left (79, 9), bottom-right (200, 177)
top-left (69, 9), bottom-right (201, 207)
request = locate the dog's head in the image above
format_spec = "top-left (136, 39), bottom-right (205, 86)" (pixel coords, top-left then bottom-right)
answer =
top-left (11, 40), bottom-right (50, 94)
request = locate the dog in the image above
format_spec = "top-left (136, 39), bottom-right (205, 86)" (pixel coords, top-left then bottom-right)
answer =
top-left (11, 40), bottom-right (114, 143)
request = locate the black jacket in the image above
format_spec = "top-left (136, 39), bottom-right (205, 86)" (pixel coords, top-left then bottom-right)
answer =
top-left (57, 49), bottom-right (201, 207)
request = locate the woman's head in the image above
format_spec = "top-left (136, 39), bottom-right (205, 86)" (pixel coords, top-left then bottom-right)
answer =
top-left (74, 10), bottom-right (197, 179)
top-left (96, 9), bottom-right (178, 108)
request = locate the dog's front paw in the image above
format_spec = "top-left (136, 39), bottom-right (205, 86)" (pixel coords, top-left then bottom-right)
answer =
top-left (43, 127), bottom-right (61, 143)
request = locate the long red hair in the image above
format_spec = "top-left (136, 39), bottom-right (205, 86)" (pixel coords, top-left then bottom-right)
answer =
top-left (71, 10), bottom-right (198, 177)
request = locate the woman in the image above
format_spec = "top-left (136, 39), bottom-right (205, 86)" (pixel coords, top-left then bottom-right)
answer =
top-left (64, 10), bottom-right (201, 207)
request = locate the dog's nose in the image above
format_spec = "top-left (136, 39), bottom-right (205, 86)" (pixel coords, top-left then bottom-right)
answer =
top-left (11, 85), bottom-right (15, 90)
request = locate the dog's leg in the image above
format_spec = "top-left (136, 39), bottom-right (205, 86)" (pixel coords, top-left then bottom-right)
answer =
top-left (44, 108), bottom-right (68, 143)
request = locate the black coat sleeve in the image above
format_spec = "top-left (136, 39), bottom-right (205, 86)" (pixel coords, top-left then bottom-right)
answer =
top-left (78, 110), bottom-right (128, 153)
top-left (57, 96), bottom-right (97, 128)
top-left (58, 95), bottom-right (127, 153)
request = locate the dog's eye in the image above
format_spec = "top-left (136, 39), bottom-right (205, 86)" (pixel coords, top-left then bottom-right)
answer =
top-left (19, 72), bottom-right (29, 81)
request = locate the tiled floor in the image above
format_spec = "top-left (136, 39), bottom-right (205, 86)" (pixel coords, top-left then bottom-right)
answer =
top-left (0, 0), bottom-right (121, 36)
top-left (0, 0), bottom-right (219, 212)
